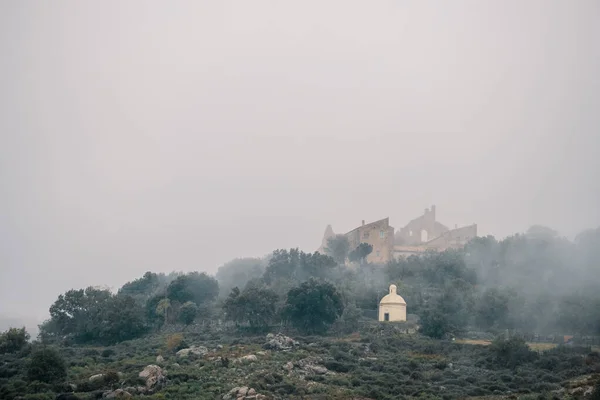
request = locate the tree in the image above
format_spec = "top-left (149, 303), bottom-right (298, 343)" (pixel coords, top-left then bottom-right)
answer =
top-left (145, 294), bottom-right (165, 326)
top-left (119, 271), bottom-right (159, 297)
top-left (419, 307), bottom-right (451, 339)
top-left (98, 295), bottom-right (147, 343)
top-left (262, 249), bottom-right (337, 296)
top-left (476, 288), bottom-right (510, 329)
top-left (44, 287), bottom-right (112, 342)
top-left (223, 286), bottom-right (279, 330)
top-left (348, 243), bottom-right (373, 264)
top-left (166, 272), bottom-right (219, 306)
top-left (284, 279), bottom-right (344, 334)
top-left (216, 258), bottom-right (266, 297)
top-left (419, 284), bottom-right (471, 338)
top-left (42, 287), bottom-right (147, 344)
top-left (179, 301), bottom-right (198, 325)
top-left (27, 347), bottom-right (67, 383)
top-left (0, 327), bottom-right (29, 353)
top-left (156, 298), bottom-right (172, 325)
top-left (338, 302), bottom-right (362, 333)
top-left (326, 235), bottom-right (350, 264)
top-left (489, 335), bottom-right (537, 368)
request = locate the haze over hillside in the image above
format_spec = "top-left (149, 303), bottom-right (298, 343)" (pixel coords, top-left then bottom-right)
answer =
top-left (1, 1), bottom-right (599, 323)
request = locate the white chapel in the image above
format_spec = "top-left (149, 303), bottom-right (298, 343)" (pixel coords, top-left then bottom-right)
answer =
top-left (378, 284), bottom-right (407, 322)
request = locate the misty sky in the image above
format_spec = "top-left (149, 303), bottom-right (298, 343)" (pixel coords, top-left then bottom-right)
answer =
top-left (1, 1), bottom-right (599, 322)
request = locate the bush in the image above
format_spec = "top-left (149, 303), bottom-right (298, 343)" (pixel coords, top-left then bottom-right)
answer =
top-left (178, 302), bottom-right (198, 325)
top-left (591, 381), bottom-right (600, 400)
top-left (166, 334), bottom-right (186, 352)
top-left (0, 327), bottom-right (30, 354)
top-left (489, 336), bottom-right (537, 368)
top-left (101, 349), bottom-right (115, 358)
top-left (27, 347), bottom-right (67, 383)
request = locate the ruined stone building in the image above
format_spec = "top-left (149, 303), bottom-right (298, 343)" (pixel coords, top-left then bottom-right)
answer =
top-left (317, 218), bottom-right (395, 264)
top-left (393, 205), bottom-right (477, 258)
top-left (318, 205), bottom-right (477, 263)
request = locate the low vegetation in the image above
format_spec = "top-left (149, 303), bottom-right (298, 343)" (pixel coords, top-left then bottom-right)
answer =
top-left (1, 225), bottom-right (599, 399)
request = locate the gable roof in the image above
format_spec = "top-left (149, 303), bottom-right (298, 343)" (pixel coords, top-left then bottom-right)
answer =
top-left (345, 217), bottom-right (390, 235)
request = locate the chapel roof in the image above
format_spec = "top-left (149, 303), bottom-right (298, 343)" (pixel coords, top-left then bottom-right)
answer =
top-left (379, 284), bottom-right (406, 305)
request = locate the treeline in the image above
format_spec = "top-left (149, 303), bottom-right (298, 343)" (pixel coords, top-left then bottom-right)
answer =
top-left (36, 225), bottom-right (600, 345)
top-left (387, 226), bottom-right (600, 337)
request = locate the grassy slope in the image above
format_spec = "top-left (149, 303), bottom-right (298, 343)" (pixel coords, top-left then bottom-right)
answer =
top-left (65, 331), bottom-right (600, 399)
top-left (2, 329), bottom-right (599, 399)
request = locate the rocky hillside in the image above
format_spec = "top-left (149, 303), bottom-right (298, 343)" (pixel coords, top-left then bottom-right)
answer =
top-left (2, 326), bottom-right (599, 400)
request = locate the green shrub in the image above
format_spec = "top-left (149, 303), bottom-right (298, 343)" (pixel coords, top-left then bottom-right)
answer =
top-left (0, 327), bottom-right (30, 354)
top-left (27, 347), bottom-right (67, 383)
top-left (101, 349), bottom-right (115, 358)
top-left (489, 336), bottom-right (537, 368)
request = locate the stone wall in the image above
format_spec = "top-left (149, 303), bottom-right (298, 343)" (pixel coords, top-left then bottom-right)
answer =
top-left (425, 224), bottom-right (477, 249)
top-left (345, 218), bottom-right (394, 264)
top-left (395, 205), bottom-right (449, 246)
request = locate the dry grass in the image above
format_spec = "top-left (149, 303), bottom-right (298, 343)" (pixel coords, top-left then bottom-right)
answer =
top-left (454, 338), bottom-right (590, 352)
top-left (527, 342), bottom-right (558, 351)
top-left (455, 339), bottom-right (491, 346)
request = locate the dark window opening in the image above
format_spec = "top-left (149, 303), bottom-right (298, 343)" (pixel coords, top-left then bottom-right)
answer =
top-left (384, 313), bottom-right (390, 321)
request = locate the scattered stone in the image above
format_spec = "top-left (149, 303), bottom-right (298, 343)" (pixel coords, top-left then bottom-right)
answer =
top-left (283, 361), bottom-right (294, 371)
top-left (296, 357), bottom-right (331, 375)
top-left (256, 351), bottom-right (266, 356)
top-left (156, 355), bottom-right (164, 364)
top-left (217, 344), bottom-right (224, 349)
top-left (263, 333), bottom-right (299, 351)
top-left (222, 386), bottom-right (264, 400)
top-left (176, 345), bottom-right (209, 358)
top-left (172, 363), bottom-right (180, 368)
top-left (240, 355), bottom-right (257, 363)
top-left (138, 365), bottom-right (166, 391)
top-left (89, 374), bottom-right (104, 382)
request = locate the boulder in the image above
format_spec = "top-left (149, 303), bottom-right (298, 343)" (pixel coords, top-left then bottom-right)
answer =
top-left (176, 345), bottom-right (208, 358)
top-left (240, 355), bottom-right (257, 364)
top-left (156, 355), bottom-right (165, 364)
top-left (89, 374), bottom-right (104, 382)
top-left (222, 386), bottom-right (263, 400)
top-left (296, 357), bottom-right (330, 375)
top-left (283, 361), bottom-right (294, 372)
top-left (138, 365), bottom-right (166, 391)
top-left (263, 333), bottom-right (299, 351)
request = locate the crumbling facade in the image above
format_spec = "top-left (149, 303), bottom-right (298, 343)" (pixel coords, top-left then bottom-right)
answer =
top-left (318, 218), bottom-right (395, 264)
top-left (318, 205), bottom-right (477, 263)
top-left (393, 205), bottom-right (477, 259)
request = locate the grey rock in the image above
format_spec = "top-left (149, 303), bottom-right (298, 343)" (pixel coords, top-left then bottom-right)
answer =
top-left (264, 333), bottom-right (299, 351)
top-left (138, 365), bottom-right (166, 391)
top-left (240, 355), bottom-right (257, 363)
top-left (89, 374), bottom-right (104, 382)
top-left (156, 355), bottom-right (165, 364)
top-left (176, 346), bottom-right (209, 358)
